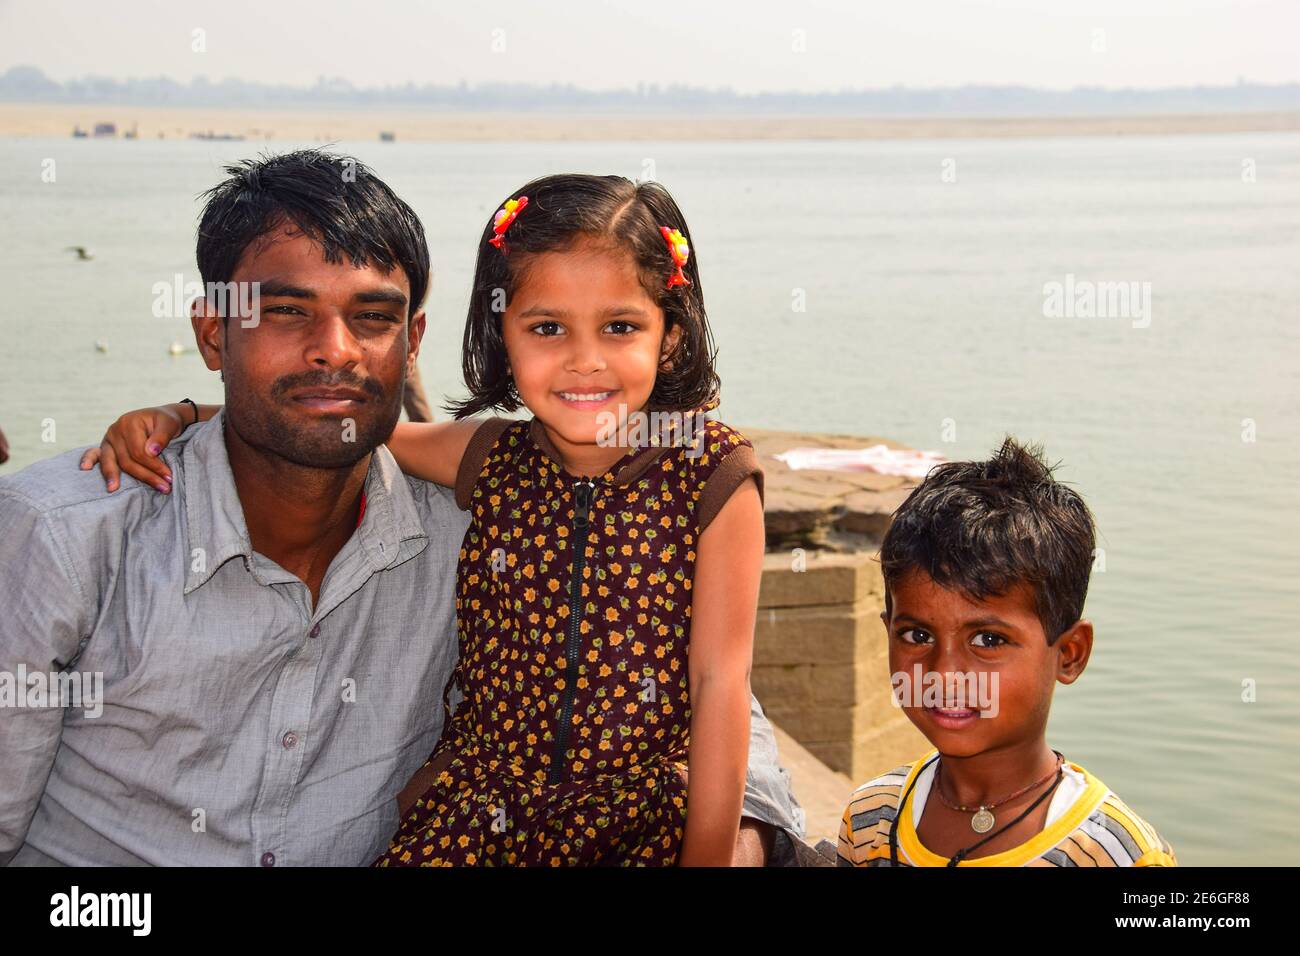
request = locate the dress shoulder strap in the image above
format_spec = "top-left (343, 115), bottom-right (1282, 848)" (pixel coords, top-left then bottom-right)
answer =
top-left (454, 417), bottom-right (518, 510)
top-left (691, 419), bottom-right (765, 533)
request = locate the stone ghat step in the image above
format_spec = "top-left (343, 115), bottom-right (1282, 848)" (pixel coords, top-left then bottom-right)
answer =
top-left (773, 722), bottom-right (853, 843)
top-left (772, 722), bottom-right (853, 865)
top-left (741, 426), bottom-right (922, 552)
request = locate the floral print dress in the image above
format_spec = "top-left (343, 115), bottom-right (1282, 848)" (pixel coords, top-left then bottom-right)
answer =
top-left (373, 410), bottom-right (762, 866)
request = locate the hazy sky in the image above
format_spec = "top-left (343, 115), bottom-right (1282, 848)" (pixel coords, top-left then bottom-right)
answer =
top-left (1, 0), bottom-right (1296, 92)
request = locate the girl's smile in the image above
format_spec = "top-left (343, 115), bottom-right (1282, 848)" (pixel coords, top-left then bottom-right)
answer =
top-left (553, 387), bottom-right (621, 410)
top-left (501, 237), bottom-right (679, 476)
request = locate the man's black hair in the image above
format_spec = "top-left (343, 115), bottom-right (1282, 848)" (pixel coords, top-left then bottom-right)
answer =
top-left (196, 149), bottom-right (429, 319)
top-left (880, 437), bottom-right (1097, 644)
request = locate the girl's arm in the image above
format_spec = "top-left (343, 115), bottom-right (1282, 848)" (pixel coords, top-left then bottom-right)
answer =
top-left (384, 420), bottom-right (482, 488)
top-left (81, 400), bottom-right (483, 493)
top-left (677, 476), bottom-right (765, 867)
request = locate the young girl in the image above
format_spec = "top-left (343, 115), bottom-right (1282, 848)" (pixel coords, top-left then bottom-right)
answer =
top-left (80, 174), bottom-right (766, 867)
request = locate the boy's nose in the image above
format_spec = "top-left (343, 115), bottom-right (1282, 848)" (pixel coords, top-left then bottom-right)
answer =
top-left (927, 642), bottom-right (965, 678)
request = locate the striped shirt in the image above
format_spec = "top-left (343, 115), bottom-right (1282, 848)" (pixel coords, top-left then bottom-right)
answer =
top-left (838, 751), bottom-right (1176, 867)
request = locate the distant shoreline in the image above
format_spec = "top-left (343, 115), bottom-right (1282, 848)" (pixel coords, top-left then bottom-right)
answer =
top-left (2, 103), bottom-right (1298, 143)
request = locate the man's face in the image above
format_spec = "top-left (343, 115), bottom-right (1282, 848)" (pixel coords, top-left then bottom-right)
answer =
top-left (193, 224), bottom-right (425, 469)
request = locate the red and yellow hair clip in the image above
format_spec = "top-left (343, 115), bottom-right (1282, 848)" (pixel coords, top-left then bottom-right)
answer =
top-left (488, 196), bottom-right (529, 250)
top-left (659, 226), bottom-right (690, 288)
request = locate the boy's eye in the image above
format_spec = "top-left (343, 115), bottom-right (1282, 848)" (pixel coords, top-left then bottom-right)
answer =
top-left (971, 631), bottom-right (1007, 648)
top-left (898, 628), bottom-right (932, 645)
top-left (530, 321), bottom-right (563, 337)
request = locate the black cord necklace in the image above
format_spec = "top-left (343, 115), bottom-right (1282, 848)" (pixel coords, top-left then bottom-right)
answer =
top-left (889, 754), bottom-right (1067, 867)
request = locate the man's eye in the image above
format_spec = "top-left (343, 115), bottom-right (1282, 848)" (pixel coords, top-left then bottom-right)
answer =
top-left (898, 628), bottom-right (931, 645)
top-left (971, 632), bottom-right (1007, 648)
top-left (531, 321), bottom-right (562, 336)
top-left (358, 312), bottom-right (398, 323)
top-left (264, 305), bottom-right (302, 315)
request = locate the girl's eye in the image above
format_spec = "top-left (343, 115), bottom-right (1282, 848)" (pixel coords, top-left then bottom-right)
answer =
top-left (605, 320), bottom-right (637, 335)
top-left (530, 321), bottom-right (563, 337)
top-left (898, 628), bottom-right (932, 645)
top-left (971, 631), bottom-right (1008, 648)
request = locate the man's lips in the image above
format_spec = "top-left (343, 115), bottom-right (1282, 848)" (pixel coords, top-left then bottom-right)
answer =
top-left (290, 388), bottom-right (369, 412)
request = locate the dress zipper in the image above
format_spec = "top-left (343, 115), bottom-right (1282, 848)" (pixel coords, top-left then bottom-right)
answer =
top-left (549, 478), bottom-right (595, 785)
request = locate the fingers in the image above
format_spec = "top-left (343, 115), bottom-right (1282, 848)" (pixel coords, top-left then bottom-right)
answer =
top-left (92, 439), bottom-right (172, 494)
top-left (118, 452), bottom-right (173, 494)
top-left (114, 422), bottom-right (171, 493)
top-left (98, 441), bottom-right (122, 492)
top-left (121, 417), bottom-right (173, 484)
top-left (143, 427), bottom-right (177, 478)
top-left (85, 409), bottom-right (179, 494)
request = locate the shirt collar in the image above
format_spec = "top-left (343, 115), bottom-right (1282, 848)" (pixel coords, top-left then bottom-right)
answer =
top-left (182, 410), bottom-right (427, 594)
top-left (895, 750), bottom-right (1108, 867)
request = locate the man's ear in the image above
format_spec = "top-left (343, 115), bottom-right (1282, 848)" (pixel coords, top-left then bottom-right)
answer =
top-left (406, 309), bottom-right (427, 371)
top-left (191, 297), bottom-right (224, 373)
top-left (1054, 619), bottom-right (1094, 685)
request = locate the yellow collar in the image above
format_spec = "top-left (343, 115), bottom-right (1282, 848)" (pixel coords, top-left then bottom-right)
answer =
top-left (897, 750), bottom-right (1109, 866)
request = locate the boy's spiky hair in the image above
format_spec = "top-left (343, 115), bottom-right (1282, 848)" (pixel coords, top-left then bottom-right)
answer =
top-left (880, 437), bottom-right (1096, 644)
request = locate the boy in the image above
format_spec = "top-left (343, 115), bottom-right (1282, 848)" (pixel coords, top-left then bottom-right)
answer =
top-left (838, 438), bottom-right (1175, 867)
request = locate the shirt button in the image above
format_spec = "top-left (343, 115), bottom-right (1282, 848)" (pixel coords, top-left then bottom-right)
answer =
top-left (282, 731), bottom-right (298, 749)
top-left (260, 852), bottom-right (275, 867)
top-left (309, 624), bottom-right (320, 639)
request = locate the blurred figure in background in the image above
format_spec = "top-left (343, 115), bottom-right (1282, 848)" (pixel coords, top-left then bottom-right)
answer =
top-left (402, 363), bottom-right (433, 423)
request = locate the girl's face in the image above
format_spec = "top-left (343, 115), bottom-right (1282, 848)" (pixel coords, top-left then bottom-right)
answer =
top-left (501, 237), bottom-right (680, 462)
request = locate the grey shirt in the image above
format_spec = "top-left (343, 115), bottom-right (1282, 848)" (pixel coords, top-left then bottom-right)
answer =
top-left (0, 413), bottom-right (804, 866)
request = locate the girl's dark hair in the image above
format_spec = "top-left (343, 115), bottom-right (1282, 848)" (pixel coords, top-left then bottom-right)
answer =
top-left (196, 149), bottom-right (429, 319)
top-left (447, 173), bottom-right (720, 419)
top-left (880, 437), bottom-right (1097, 644)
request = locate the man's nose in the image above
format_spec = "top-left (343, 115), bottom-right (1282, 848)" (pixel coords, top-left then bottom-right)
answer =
top-left (306, 313), bottom-right (363, 371)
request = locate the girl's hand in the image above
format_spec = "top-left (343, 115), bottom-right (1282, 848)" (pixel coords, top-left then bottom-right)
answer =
top-left (79, 404), bottom-right (188, 493)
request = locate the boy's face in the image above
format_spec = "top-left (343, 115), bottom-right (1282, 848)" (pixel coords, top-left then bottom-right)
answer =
top-left (883, 568), bottom-right (1092, 760)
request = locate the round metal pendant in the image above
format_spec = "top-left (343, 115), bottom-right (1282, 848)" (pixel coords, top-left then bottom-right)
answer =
top-left (971, 808), bottom-right (995, 833)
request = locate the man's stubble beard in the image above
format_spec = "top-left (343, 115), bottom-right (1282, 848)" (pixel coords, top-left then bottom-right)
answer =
top-left (222, 364), bottom-right (404, 470)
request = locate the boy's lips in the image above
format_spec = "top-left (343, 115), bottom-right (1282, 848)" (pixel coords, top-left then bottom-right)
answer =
top-left (923, 706), bottom-right (981, 729)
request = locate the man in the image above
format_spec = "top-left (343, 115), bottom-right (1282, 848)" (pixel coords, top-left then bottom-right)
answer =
top-left (0, 150), bottom-right (804, 866)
